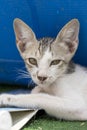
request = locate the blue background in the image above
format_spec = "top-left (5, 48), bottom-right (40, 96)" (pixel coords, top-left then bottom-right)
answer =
top-left (0, 0), bottom-right (87, 86)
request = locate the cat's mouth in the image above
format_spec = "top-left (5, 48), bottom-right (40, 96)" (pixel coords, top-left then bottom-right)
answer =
top-left (35, 79), bottom-right (48, 86)
top-left (32, 76), bottom-right (52, 86)
top-left (38, 80), bottom-right (46, 85)
top-left (37, 79), bottom-right (52, 87)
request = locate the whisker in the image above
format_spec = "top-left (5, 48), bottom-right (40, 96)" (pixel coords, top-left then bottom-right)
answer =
top-left (14, 68), bottom-right (35, 89)
top-left (28, 79), bottom-right (34, 88)
top-left (15, 68), bottom-right (32, 81)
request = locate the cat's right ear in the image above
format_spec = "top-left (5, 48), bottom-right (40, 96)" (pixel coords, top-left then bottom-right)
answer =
top-left (13, 18), bottom-right (37, 53)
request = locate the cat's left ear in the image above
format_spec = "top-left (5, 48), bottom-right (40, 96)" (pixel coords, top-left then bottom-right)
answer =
top-left (54, 19), bottom-right (80, 59)
top-left (13, 18), bottom-right (37, 53)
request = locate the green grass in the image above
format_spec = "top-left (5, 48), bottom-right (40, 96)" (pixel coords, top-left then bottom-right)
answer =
top-left (0, 85), bottom-right (87, 130)
top-left (22, 113), bottom-right (87, 130)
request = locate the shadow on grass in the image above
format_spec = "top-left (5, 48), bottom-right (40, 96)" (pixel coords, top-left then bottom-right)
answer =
top-left (22, 110), bottom-right (87, 130)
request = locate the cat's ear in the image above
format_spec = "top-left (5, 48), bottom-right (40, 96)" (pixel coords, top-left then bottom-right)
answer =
top-left (54, 19), bottom-right (80, 60)
top-left (13, 18), bottom-right (37, 53)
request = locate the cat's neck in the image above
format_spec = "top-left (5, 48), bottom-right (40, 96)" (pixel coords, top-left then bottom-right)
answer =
top-left (40, 63), bottom-right (79, 95)
top-left (39, 63), bottom-right (76, 88)
top-left (66, 61), bottom-right (75, 74)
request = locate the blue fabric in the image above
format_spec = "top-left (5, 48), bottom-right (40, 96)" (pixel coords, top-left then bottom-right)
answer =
top-left (6, 89), bottom-right (31, 95)
top-left (0, 0), bottom-right (87, 85)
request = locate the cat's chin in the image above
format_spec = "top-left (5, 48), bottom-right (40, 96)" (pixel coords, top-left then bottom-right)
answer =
top-left (37, 81), bottom-right (47, 86)
top-left (37, 81), bottom-right (52, 88)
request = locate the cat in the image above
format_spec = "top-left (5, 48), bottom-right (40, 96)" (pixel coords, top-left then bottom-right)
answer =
top-left (0, 18), bottom-right (87, 123)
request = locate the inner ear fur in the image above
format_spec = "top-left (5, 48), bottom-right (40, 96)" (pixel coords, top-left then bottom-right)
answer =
top-left (13, 18), bottom-right (37, 52)
top-left (55, 19), bottom-right (80, 54)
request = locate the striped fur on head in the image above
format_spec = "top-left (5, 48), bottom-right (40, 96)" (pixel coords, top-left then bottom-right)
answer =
top-left (13, 18), bottom-right (79, 86)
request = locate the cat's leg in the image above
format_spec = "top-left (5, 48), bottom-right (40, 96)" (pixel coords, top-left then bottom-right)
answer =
top-left (31, 86), bottom-right (46, 94)
top-left (0, 93), bottom-right (87, 120)
top-left (31, 86), bottom-right (43, 94)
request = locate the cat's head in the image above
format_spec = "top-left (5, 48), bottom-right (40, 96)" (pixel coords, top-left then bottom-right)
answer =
top-left (13, 18), bottom-right (79, 87)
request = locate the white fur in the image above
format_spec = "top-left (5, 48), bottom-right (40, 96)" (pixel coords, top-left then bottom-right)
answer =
top-left (1, 63), bottom-right (87, 121)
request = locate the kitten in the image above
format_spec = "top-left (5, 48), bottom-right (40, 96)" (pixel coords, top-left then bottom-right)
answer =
top-left (0, 18), bottom-right (87, 122)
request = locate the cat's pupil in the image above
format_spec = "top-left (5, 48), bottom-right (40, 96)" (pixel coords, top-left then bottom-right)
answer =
top-left (50, 60), bottom-right (61, 66)
top-left (28, 58), bottom-right (37, 66)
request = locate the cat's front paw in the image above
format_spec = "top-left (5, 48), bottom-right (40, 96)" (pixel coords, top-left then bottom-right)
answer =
top-left (0, 94), bottom-right (12, 107)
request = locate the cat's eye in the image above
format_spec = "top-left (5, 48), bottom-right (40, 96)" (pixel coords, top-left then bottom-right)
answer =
top-left (50, 59), bottom-right (61, 66)
top-left (28, 58), bottom-right (37, 66)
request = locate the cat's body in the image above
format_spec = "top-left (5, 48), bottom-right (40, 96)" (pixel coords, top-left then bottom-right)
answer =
top-left (0, 18), bottom-right (87, 126)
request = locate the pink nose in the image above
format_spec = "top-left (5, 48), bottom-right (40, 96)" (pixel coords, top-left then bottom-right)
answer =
top-left (37, 76), bottom-right (47, 81)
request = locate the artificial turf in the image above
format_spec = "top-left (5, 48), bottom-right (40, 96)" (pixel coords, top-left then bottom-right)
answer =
top-left (22, 112), bottom-right (87, 130)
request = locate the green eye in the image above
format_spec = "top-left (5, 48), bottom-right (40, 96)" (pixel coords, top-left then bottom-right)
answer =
top-left (28, 58), bottom-right (37, 66)
top-left (50, 60), bottom-right (61, 66)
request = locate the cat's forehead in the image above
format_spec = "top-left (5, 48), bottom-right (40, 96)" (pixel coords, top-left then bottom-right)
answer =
top-left (39, 37), bottom-right (55, 44)
top-left (23, 38), bottom-right (54, 58)
top-left (38, 37), bottom-right (55, 53)
top-left (37, 38), bottom-right (69, 61)
top-left (24, 37), bottom-right (66, 60)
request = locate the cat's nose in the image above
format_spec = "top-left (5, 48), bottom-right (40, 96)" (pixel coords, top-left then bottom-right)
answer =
top-left (37, 76), bottom-right (47, 82)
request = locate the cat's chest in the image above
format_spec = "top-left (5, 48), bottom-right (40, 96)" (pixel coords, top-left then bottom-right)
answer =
top-left (41, 66), bottom-right (87, 98)
top-left (54, 73), bottom-right (87, 98)
top-left (54, 80), bottom-right (77, 98)
top-left (49, 74), bottom-right (85, 98)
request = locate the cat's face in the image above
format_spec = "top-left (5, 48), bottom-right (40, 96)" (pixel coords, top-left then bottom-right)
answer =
top-left (13, 19), bottom-right (79, 87)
